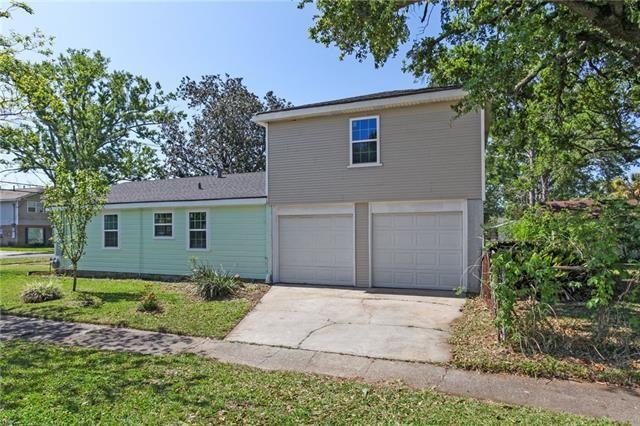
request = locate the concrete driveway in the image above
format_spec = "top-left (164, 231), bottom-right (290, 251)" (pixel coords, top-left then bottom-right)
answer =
top-left (226, 285), bottom-right (465, 363)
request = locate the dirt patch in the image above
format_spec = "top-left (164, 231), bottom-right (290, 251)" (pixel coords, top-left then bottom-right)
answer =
top-left (449, 298), bottom-right (640, 387)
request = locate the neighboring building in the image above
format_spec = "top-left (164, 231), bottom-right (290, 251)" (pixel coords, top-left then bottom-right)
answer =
top-left (253, 86), bottom-right (486, 293)
top-left (63, 86), bottom-right (487, 293)
top-left (60, 173), bottom-right (270, 280)
top-left (0, 187), bottom-right (52, 247)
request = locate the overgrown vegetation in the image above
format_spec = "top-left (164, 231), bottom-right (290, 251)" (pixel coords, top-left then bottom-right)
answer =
top-left (20, 282), bottom-right (63, 304)
top-left (190, 259), bottom-right (242, 300)
top-left (136, 286), bottom-right (163, 313)
top-left (450, 298), bottom-right (639, 387)
top-left (485, 199), bottom-right (639, 382)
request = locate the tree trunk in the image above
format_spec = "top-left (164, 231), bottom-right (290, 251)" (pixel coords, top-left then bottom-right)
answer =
top-left (72, 262), bottom-right (78, 292)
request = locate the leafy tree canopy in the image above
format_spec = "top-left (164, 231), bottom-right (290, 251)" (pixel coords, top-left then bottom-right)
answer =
top-left (159, 74), bottom-right (290, 177)
top-left (0, 49), bottom-right (173, 184)
top-left (302, 0), bottom-right (640, 216)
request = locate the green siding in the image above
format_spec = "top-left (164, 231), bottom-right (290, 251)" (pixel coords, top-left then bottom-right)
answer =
top-left (70, 204), bottom-right (269, 280)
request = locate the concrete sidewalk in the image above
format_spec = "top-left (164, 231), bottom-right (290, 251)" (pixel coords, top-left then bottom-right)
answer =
top-left (2, 315), bottom-right (638, 424)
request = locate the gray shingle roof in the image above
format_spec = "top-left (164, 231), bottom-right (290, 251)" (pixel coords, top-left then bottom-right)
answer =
top-left (106, 172), bottom-right (265, 204)
top-left (254, 86), bottom-right (461, 116)
top-left (0, 188), bottom-right (43, 202)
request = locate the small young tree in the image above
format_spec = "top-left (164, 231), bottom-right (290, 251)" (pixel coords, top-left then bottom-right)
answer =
top-left (43, 165), bottom-right (108, 291)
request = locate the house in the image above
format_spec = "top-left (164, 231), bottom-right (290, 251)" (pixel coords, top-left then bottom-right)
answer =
top-left (253, 86), bottom-right (486, 293)
top-left (0, 187), bottom-right (52, 247)
top-left (60, 173), bottom-right (270, 280)
top-left (62, 86), bottom-right (486, 292)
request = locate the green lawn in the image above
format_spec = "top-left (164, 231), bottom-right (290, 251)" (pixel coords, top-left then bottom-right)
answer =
top-left (0, 256), bottom-right (51, 266)
top-left (0, 263), bottom-right (268, 339)
top-left (0, 246), bottom-right (53, 253)
top-left (0, 340), bottom-right (609, 425)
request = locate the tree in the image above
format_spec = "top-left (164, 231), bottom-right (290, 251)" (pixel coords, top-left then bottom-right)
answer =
top-left (611, 172), bottom-right (640, 200)
top-left (302, 1), bottom-right (640, 217)
top-left (0, 49), bottom-right (173, 183)
top-left (0, 1), bottom-right (52, 125)
top-left (159, 74), bottom-right (291, 177)
top-left (43, 163), bottom-right (108, 291)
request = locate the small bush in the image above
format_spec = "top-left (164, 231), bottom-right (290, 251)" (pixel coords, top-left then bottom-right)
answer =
top-left (137, 287), bottom-right (162, 313)
top-left (21, 282), bottom-right (63, 304)
top-left (190, 259), bottom-right (240, 300)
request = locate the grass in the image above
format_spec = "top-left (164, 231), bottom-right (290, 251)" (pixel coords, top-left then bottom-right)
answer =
top-left (0, 246), bottom-right (53, 253)
top-left (0, 262), bottom-right (268, 339)
top-left (0, 340), bottom-right (611, 425)
top-left (0, 256), bottom-right (51, 266)
top-left (449, 298), bottom-right (640, 387)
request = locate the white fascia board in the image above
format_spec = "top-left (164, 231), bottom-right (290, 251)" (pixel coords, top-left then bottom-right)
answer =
top-left (103, 197), bottom-right (267, 210)
top-left (252, 88), bottom-right (467, 124)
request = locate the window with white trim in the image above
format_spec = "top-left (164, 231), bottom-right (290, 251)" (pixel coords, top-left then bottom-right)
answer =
top-left (153, 212), bottom-right (173, 238)
top-left (188, 211), bottom-right (207, 249)
top-left (103, 214), bottom-right (119, 248)
top-left (350, 116), bottom-right (379, 165)
top-left (27, 200), bottom-right (44, 213)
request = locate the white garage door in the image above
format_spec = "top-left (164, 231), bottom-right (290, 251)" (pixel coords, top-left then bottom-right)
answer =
top-left (278, 214), bottom-right (353, 286)
top-left (372, 212), bottom-right (463, 290)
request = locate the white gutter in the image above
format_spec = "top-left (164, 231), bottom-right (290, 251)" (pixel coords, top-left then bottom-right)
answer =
top-left (252, 88), bottom-right (467, 125)
top-left (102, 197), bottom-right (267, 210)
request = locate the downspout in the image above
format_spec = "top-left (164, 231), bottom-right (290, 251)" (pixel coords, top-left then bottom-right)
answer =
top-left (139, 208), bottom-right (143, 277)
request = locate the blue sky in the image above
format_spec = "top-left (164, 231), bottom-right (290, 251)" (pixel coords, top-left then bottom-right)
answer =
top-left (2, 1), bottom-right (433, 185)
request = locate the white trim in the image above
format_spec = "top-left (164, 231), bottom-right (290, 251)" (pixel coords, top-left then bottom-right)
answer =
top-left (352, 203), bottom-right (356, 286)
top-left (252, 88), bottom-right (467, 124)
top-left (368, 199), bottom-right (468, 292)
top-left (370, 199), bottom-right (466, 214)
top-left (347, 163), bottom-right (383, 169)
top-left (349, 115), bottom-right (380, 167)
top-left (103, 197), bottom-right (266, 210)
top-left (367, 202), bottom-right (372, 288)
top-left (152, 211), bottom-right (175, 240)
top-left (186, 209), bottom-right (209, 252)
top-left (480, 108), bottom-right (486, 202)
top-left (102, 212), bottom-right (120, 249)
top-left (271, 203), bottom-right (356, 286)
top-left (274, 203), bottom-right (355, 216)
top-left (265, 123), bottom-right (269, 197)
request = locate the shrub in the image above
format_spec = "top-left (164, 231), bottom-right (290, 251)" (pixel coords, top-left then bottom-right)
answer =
top-left (490, 199), bottom-right (640, 350)
top-left (190, 259), bottom-right (240, 300)
top-left (136, 290), bottom-right (162, 313)
top-left (21, 282), bottom-right (64, 304)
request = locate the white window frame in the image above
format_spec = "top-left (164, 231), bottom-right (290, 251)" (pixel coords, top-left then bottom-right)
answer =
top-left (186, 210), bottom-right (209, 251)
top-left (348, 115), bottom-right (382, 168)
top-left (152, 211), bottom-right (174, 239)
top-left (27, 200), bottom-right (44, 213)
top-left (102, 213), bottom-right (119, 249)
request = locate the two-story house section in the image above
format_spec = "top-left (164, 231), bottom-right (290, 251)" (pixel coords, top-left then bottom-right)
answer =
top-left (253, 87), bottom-right (487, 293)
top-left (0, 187), bottom-right (52, 247)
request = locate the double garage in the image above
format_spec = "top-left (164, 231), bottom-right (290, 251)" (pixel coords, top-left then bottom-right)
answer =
top-left (273, 201), bottom-right (468, 291)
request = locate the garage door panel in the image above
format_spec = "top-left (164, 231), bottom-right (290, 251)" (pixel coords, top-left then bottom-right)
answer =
top-left (438, 231), bottom-right (462, 249)
top-left (417, 232), bottom-right (437, 248)
top-left (373, 211), bottom-right (463, 290)
top-left (279, 214), bottom-right (354, 286)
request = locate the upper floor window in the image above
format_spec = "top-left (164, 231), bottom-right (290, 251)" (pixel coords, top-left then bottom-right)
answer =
top-left (188, 211), bottom-right (207, 250)
top-left (103, 214), bottom-right (119, 248)
top-left (153, 212), bottom-right (173, 238)
top-left (350, 116), bottom-right (379, 166)
top-left (27, 201), bottom-right (44, 213)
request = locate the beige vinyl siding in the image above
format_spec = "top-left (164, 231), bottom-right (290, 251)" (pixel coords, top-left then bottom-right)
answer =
top-left (267, 101), bottom-right (482, 205)
top-left (354, 202), bottom-right (369, 287)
